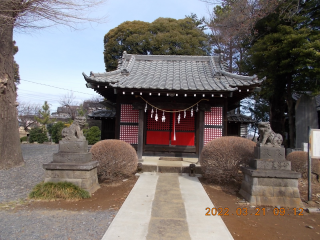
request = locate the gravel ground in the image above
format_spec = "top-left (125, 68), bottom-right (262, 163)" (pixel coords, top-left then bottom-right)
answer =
top-left (0, 144), bottom-right (115, 240)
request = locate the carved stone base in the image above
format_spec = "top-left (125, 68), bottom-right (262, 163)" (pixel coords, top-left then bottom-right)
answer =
top-left (52, 152), bottom-right (92, 163)
top-left (239, 167), bottom-right (303, 207)
top-left (249, 159), bottom-right (291, 171)
top-left (58, 140), bottom-right (88, 153)
top-left (254, 145), bottom-right (286, 160)
top-left (240, 144), bottom-right (303, 207)
top-left (43, 161), bottom-right (100, 194)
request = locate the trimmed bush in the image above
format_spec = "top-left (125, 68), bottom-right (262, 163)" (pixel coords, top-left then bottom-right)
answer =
top-left (29, 182), bottom-right (90, 200)
top-left (200, 136), bottom-right (256, 184)
top-left (20, 136), bottom-right (28, 142)
top-left (51, 121), bottom-right (65, 143)
top-left (84, 126), bottom-right (101, 145)
top-left (29, 127), bottom-right (48, 143)
top-left (287, 151), bottom-right (307, 178)
top-left (90, 140), bottom-right (138, 181)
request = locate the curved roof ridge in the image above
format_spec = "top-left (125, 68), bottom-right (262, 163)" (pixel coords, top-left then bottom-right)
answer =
top-left (218, 69), bottom-right (259, 81)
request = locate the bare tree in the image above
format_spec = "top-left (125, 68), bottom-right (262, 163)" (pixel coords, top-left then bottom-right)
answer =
top-left (59, 92), bottom-right (80, 120)
top-left (81, 95), bottom-right (105, 115)
top-left (204, 0), bottom-right (299, 73)
top-left (0, 0), bottom-right (107, 169)
top-left (204, 0), bottom-right (300, 40)
top-left (17, 102), bottom-right (41, 131)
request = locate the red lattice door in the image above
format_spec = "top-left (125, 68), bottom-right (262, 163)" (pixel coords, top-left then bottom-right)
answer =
top-left (146, 110), bottom-right (195, 146)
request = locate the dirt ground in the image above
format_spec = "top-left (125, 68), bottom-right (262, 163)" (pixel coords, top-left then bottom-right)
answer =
top-left (201, 178), bottom-right (320, 240)
top-left (8, 176), bottom-right (320, 240)
top-left (13, 176), bottom-right (138, 212)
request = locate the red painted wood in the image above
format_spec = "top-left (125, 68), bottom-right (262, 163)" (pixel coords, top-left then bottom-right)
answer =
top-left (171, 132), bottom-right (195, 146)
top-left (146, 131), bottom-right (170, 145)
top-left (146, 109), bottom-right (195, 146)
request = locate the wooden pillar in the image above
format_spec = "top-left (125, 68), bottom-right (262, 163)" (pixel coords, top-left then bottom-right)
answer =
top-left (137, 109), bottom-right (144, 162)
top-left (223, 99), bottom-right (228, 136)
top-left (115, 94), bottom-right (121, 139)
top-left (198, 110), bottom-right (205, 158)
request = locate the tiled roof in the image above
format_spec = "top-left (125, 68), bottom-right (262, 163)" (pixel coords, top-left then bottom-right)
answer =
top-left (88, 109), bottom-right (116, 119)
top-left (83, 52), bottom-right (264, 92)
top-left (227, 113), bottom-right (255, 123)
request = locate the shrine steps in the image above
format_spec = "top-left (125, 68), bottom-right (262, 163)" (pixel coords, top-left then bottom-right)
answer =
top-left (139, 156), bottom-right (202, 174)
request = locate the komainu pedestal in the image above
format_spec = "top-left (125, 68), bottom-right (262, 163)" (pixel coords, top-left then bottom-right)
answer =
top-left (239, 145), bottom-right (303, 207)
top-left (43, 117), bottom-right (100, 194)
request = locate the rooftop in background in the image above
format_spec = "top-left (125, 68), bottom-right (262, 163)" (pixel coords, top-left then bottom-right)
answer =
top-left (227, 113), bottom-right (255, 123)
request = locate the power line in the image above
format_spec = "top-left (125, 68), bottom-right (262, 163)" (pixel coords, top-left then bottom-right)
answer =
top-left (20, 79), bottom-right (96, 96)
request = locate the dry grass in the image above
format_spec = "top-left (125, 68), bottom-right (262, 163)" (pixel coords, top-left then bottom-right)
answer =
top-left (287, 151), bottom-right (308, 178)
top-left (29, 182), bottom-right (90, 200)
top-left (90, 140), bottom-right (138, 182)
top-left (200, 136), bottom-right (256, 184)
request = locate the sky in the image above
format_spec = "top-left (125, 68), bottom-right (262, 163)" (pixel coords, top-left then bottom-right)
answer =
top-left (14, 0), bottom-right (216, 113)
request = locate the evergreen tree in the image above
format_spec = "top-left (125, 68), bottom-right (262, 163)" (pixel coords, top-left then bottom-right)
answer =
top-left (103, 16), bottom-right (211, 71)
top-left (29, 127), bottom-right (48, 144)
top-left (241, 0), bottom-right (320, 147)
top-left (50, 122), bottom-right (65, 144)
top-left (35, 101), bottom-right (52, 130)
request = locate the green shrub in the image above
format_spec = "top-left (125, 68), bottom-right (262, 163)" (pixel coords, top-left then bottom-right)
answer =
top-left (51, 122), bottom-right (65, 143)
top-left (47, 123), bottom-right (54, 135)
top-left (90, 140), bottom-right (138, 181)
top-left (85, 126), bottom-right (101, 145)
top-left (29, 127), bottom-right (48, 143)
top-left (200, 136), bottom-right (256, 184)
top-left (287, 151), bottom-right (307, 178)
top-left (20, 136), bottom-right (28, 142)
top-left (29, 182), bottom-right (90, 200)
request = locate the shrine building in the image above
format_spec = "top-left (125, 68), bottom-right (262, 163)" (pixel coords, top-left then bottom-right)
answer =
top-left (83, 52), bottom-right (264, 160)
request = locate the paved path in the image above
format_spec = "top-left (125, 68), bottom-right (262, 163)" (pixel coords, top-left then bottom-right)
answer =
top-left (101, 173), bottom-right (233, 240)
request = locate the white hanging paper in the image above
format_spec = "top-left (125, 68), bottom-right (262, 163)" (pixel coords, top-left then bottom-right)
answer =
top-left (173, 112), bottom-right (176, 141)
top-left (191, 108), bottom-right (193, 117)
top-left (162, 111), bottom-right (166, 122)
top-left (177, 113), bottom-right (181, 124)
top-left (196, 103), bottom-right (199, 112)
top-left (144, 103), bottom-right (147, 112)
top-left (151, 108), bottom-right (154, 118)
top-left (184, 110), bottom-right (186, 118)
top-left (155, 109), bottom-right (158, 121)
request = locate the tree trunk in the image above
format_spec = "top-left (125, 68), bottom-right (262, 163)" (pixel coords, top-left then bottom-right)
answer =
top-left (269, 93), bottom-right (286, 146)
top-left (0, 15), bottom-right (24, 169)
top-left (286, 77), bottom-right (295, 148)
top-left (228, 40), bottom-right (233, 72)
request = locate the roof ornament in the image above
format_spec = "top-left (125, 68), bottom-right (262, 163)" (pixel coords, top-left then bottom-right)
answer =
top-left (219, 53), bottom-right (224, 65)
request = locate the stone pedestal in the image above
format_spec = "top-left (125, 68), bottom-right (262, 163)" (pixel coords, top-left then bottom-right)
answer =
top-left (239, 145), bottom-right (303, 207)
top-left (43, 140), bottom-right (100, 194)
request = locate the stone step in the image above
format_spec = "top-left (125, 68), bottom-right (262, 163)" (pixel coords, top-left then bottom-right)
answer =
top-left (140, 163), bottom-right (203, 174)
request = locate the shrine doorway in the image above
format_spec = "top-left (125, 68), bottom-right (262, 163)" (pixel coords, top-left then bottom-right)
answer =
top-left (145, 110), bottom-right (195, 147)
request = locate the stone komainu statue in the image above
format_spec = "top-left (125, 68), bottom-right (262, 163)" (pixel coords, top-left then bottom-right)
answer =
top-left (257, 122), bottom-right (283, 147)
top-left (61, 116), bottom-right (86, 141)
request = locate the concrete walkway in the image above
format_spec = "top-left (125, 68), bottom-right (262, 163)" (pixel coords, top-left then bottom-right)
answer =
top-left (101, 172), bottom-right (233, 240)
